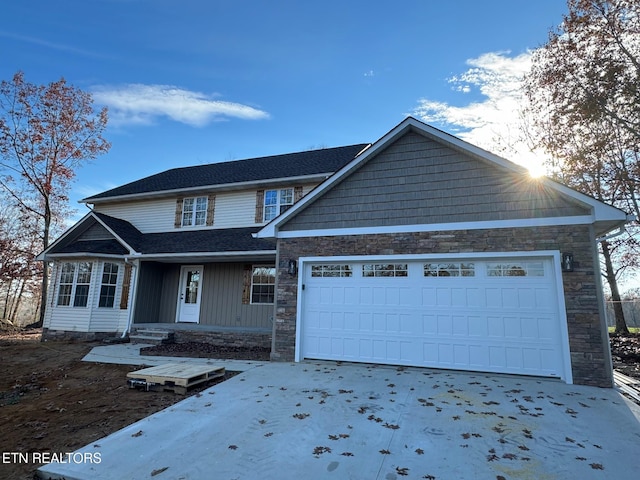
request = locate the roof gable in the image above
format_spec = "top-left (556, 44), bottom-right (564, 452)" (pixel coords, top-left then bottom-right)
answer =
top-left (257, 117), bottom-right (628, 238)
top-left (84, 144), bottom-right (369, 203)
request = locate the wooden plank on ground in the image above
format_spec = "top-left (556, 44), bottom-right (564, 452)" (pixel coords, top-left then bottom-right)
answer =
top-left (127, 363), bottom-right (225, 391)
top-left (613, 370), bottom-right (640, 404)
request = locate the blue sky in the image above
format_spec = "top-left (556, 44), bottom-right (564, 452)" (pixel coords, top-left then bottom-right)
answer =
top-left (1, 0), bottom-right (569, 214)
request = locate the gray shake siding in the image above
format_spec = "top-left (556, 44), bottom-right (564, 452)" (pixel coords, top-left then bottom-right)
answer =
top-left (274, 225), bottom-right (612, 388)
top-left (133, 261), bottom-right (272, 329)
top-left (282, 132), bottom-right (589, 231)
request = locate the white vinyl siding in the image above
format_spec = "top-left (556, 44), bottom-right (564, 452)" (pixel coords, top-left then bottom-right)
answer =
top-left (214, 191), bottom-right (259, 228)
top-left (44, 261), bottom-right (129, 333)
top-left (96, 198), bottom-right (177, 233)
top-left (93, 183), bottom-right (320, 232)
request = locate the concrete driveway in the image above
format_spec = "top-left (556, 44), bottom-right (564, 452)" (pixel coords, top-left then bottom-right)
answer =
top-left (39, 361), bottom-right (640, 480)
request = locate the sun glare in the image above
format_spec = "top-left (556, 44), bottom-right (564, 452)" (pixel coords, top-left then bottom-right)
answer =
top-left (527, 163), bottom-right (546, 178)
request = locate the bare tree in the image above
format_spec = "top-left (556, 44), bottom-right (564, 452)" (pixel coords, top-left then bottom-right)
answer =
top-left (0, 71), bottom-right (110, 326)
top-left (524, 0), bottom-right (640, 333)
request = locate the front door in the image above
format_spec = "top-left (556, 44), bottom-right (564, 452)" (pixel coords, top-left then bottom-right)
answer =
top-left (176, 265), bottom-right (203, 323)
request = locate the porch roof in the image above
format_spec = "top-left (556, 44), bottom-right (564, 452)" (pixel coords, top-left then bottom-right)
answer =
top-left (42, 212), bottom-right (276, 261)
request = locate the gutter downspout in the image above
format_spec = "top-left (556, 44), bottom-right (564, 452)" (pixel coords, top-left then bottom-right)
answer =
top-left (121, 255), bottom-right (141, 338)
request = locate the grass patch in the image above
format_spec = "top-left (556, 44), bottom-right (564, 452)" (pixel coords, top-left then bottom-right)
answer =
top-left (608, 327), bottom-right (640, 334)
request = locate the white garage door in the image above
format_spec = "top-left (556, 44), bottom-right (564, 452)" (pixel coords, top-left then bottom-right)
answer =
top-left (300, 256), bottom-right (570, 381)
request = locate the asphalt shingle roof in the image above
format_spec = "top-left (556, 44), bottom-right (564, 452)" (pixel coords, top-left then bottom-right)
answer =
top-left (91, 213), bottom-right (274, 255)
top-left (85, 144), bottom-right (369, 201)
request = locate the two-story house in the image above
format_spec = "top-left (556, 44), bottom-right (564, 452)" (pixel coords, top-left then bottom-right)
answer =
top-left (39, 117), bottom-right (629, 387)
top-left (39, 142), bottom-right (369, 349)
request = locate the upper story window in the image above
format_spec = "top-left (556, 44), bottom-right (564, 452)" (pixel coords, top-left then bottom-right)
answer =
top-left (182, 196), bottom-right (208, 227)
top-left (264, 188), bottom-right (294, 222)
top-left (57, 262), bottom-right (93, 307)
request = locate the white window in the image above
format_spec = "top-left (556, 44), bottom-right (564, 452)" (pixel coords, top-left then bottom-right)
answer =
top-left (424, 262), bottom-right (475, 277)
top-left (487, 262), bottom-right (544, 277)
top-left (251, 266), bottom-right (275, 304)
top-left (99, 263), bottom-right (119, 308)
top-left (182, 196), bottom-right (208, 226)
top-left (311, 264), bottom-right (353, 278)
top-left (264, 188), bottom-right (293, 222)
top-left (362, 264), bottom-right (408, 277)
top-left (56, 262), bottom-right (93, 307)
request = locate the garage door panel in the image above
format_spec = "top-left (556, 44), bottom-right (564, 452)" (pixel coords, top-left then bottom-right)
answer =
top-left (301, 257), bottom-right (567, 380)
top-left (452, 315), bottom-right (469, 336)
top-left (423, 315), bottom-right (437, 334)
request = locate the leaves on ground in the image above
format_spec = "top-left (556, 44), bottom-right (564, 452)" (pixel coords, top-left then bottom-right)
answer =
top-left (150, 466), bottom-right (168, 476)
top-left (396, 466), bottom-right (409, 476)
top-left (313, 446), bottom-right (331, 455)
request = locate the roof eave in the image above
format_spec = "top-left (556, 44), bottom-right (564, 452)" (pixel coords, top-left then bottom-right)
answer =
top-left (82, 173), bottom-right (336, 205)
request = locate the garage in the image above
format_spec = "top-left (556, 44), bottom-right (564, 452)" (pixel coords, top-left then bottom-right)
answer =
top-left (299, 254), bottom-right (572, 382)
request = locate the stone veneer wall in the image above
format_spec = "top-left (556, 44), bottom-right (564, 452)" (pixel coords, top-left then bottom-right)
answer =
top-left (273, 225), bottom-right (613, 387)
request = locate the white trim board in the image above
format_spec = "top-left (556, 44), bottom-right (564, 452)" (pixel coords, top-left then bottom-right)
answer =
top-left (276, 215), bottom-right (594, 239)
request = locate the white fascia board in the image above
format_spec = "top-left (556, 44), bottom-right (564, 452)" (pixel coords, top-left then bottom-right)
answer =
top-left (40, 253), bottom-right (128, 260)
top-left (138, 250), bottom-right (276, 260)
top-left (298, 250), bottom-right (561, 263)
top-left (83, 173), bottom-right (332, 205)
top-left (277, 215), bottom-right (596, 239)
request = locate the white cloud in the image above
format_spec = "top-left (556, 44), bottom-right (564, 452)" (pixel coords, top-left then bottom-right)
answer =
top-left (413, 51), bottom-right (546, 174)
top-left (92, 84), bottom-right (270, 127)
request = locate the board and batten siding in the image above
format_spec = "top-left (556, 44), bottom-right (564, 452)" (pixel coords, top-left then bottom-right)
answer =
top-left (133, 262), bottom-right (272, 329)
top-left (132, 261), bottom-right (166, 324)
top-left (200, 263), bottom-right (272, 329)
top-left (281, 132), bottom-right (590, 231)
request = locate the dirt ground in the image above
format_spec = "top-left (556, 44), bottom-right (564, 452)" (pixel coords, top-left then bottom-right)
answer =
top-left (0, 330), bottom-right (235, 480)
top-left (0, 329), bottom-right (639, 480)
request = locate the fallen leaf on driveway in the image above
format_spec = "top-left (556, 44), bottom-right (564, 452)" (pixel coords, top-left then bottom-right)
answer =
top-left (150, 467), bottom-right (168, 476)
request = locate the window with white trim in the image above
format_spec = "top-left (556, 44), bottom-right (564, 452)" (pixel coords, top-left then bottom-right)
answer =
top-left (424, 262), bottom-right (475, 277)
top-left (99, 263), bottom-right (119, 308)
top-left (311, 265), bottom-right (353, 278)
top-left (182, 196), bottom-right (208, 226)
top-left (264, 188), bottom-right (294, 222)
top-left (56, 262), bottom-right (93, 307)
top-left (486, 261), bottom-right (544, 277)
top-left (362, 264), bottom-right (408, 277)
top-left (251, 266), bottom-right (275, 304)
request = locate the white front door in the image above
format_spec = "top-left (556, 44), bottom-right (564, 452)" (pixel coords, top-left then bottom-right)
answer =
top-left (176, 265), bottom-right (203, 323)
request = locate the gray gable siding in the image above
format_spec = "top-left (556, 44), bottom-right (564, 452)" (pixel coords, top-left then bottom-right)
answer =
top-left (281, 132), bottom-right (590, 231)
